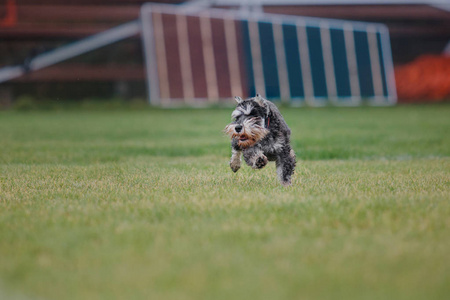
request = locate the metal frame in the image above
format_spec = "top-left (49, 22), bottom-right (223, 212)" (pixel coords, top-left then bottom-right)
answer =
top-left (0, 20), bottom-right (141, 84)
top-left (0, 3), bottom-right (396, 107)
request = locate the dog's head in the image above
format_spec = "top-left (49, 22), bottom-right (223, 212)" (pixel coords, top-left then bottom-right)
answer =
top-left (224, 94), bottom-right (270, 149)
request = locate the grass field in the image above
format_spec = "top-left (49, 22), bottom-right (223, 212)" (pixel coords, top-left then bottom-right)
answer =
top-left (0, 104), bottom-right (449, 300)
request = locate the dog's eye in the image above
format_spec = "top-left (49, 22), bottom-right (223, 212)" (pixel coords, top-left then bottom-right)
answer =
top-left (248, 110), bottom-right (257, 117)
top-left (234, 115), bottom-right (244, 122)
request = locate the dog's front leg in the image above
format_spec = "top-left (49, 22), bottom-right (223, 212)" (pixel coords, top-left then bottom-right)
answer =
top-left (243, 148), bottom-right (268, 170)
top-left (230, 149), bottom-right (242, 172)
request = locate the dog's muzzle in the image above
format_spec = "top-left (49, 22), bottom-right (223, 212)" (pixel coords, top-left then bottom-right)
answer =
top-left (224, 117), bottom-right (269, 148)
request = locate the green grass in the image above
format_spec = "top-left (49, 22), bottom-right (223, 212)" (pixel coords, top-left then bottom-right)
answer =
top-left (0, 105), bottom-right (449, 300)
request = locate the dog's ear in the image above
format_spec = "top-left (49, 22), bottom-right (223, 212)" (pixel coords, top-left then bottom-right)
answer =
top-left (234, 96), bottom-right (243, 104)
top-left (255, 93), bottom-right (271, 116)
top-left (254, 93), bottom-right (265, 106)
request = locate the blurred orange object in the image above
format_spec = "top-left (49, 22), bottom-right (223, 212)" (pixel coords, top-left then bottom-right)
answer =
top-left (395, 54), bottom-right (450, 102)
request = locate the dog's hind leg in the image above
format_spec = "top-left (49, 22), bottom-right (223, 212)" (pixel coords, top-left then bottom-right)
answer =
top-left (276, 147), bottom-right (296, 186)
top-left (230, 149), bottom-right (242, 172)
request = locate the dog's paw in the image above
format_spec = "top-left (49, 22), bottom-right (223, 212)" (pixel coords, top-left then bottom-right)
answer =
top-left (253, 155), bottom-right (268, 169)
top-left (230, 154), bottom-right (241, 173)
top-left (281, 180), bottom-right (292, 187)
top-left (230, 163), bottom-right (240, 173)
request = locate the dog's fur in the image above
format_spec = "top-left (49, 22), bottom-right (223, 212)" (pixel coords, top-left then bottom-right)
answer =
top-left (224, 94), bottom-right (296, 186)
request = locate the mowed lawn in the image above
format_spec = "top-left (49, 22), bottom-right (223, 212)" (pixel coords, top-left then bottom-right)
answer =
top-left (0, 105), bottom-right (449, 300)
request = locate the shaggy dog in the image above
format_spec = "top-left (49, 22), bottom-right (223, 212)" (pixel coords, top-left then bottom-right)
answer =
top-left (224, 94), bottom-right (296, 186)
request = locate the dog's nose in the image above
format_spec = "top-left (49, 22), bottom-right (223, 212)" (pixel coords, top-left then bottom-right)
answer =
top-left (235, 125), bottom-right (243, 133)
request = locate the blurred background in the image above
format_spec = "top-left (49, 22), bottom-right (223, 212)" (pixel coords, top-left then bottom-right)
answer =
top-left (0, 0), bottom-right (449, 107)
